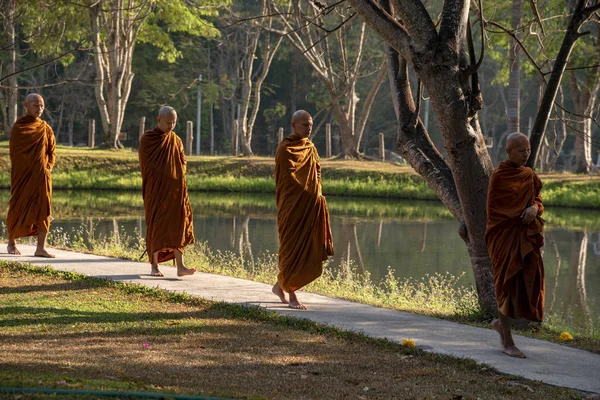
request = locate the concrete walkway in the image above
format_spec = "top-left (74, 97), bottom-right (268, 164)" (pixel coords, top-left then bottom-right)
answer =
top-left (1, 244), bottom-right (599, 395)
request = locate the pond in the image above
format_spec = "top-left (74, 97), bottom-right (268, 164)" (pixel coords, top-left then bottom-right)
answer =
top-left (1, 190), bottom-right (599, 333)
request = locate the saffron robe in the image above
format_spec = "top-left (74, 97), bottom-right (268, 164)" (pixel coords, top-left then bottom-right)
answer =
top-left (275, 134), bottom-right (334, 292)
top-left (485, 160), bottom-right (545, 321)
top-left (7, 115), bottom-right (56, 240)
top-left (139, 127), bottom-right (194, 263)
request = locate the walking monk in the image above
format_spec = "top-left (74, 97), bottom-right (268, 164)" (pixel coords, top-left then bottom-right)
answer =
top-left (139, 106), bottom-right (195, 277)
top-left (485, 132), bottom-right (545, 358)
top-left (6, 93), bottom-right (56, 258)
top-left (272, 110), bottom-right (334, 309)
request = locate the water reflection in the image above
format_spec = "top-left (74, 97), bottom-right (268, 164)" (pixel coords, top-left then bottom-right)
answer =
top-left (0, 190), bottom-right (598, 333)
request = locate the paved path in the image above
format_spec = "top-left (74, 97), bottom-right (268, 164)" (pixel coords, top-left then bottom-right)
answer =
top-left (1, 244), bottom-right (599, 394)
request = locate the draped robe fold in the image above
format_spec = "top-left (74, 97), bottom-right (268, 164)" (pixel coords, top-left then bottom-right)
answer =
top-left (7, 115), bottom-right (56, 240)
top-left (139, 127), bottom-right (194, 263)
top-left (485, 160), bottom-right (545, 321)
top-left (275, 134), bottom-right (334, 292)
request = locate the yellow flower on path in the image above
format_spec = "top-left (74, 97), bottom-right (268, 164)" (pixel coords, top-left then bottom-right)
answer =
top-left (402, 339), bottom-right (416, 348)
top-left (559, 332), bottom-right (573, 341)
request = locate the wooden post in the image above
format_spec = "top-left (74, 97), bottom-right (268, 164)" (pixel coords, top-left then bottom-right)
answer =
top-left (186, 121), bottom-right (193, 156)
top-left (232, 119), bottom-right (239, 156)
top-left (210, 103), bottom-right (215, 155)
top-left (379, 132), bottom-right (385, 161)
top-left (325, 123), bottom-right (332, 158)
top-left (278, 127), bottom-right (283, 143)
top-left (88, 119), bottom-right (95, 148)
top-left (138, 116), bottom-right (146, 143)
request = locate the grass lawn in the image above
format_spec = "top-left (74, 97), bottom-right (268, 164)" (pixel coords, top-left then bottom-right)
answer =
top-left (1, 143), bottom-right (599, 207)
top-left (0, 261), bottom-right (582, 400)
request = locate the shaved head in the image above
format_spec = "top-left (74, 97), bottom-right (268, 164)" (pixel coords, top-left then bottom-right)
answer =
top-left (292, 109), bottom-right (311, 123)
top-left (156, 106), bottom-right (177, 133)
top-left (24, 93), bottom-right (45, 118)
top-left (158, 106), bottom-right (176, 119)
top-left (506, 132), bottom-right (529, 149)
top-left (506, 132), bottom-right (531, 167)
top-left (291, 110), bottom-right (313, 139)
top-left (25, 93), bottom-right (43, 105)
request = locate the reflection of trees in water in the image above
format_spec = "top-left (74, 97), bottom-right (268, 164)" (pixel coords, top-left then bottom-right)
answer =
top-left (229, 215), bottom-right (255, 269)
top-left (420, 223), bottom-right (427, 253)
top-left (334, 219), bottom-right (365, 273)
top-left (563, 231), bottom-right (592, 329)
top-left (546, 232), bottom-right (562, 313)
top-left (238, 216), bottom-right (254, 270)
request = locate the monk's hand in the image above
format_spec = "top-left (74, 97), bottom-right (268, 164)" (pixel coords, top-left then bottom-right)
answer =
top-left (520, 205), bottom-right (538, 225)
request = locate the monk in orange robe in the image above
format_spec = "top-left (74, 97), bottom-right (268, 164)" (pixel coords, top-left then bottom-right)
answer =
top-left (139, 106), bottom-right (195, 277)
top-left (272, 110), bottom-right (334, 309)
top-left (485, 132), bottom-right (545, 358)
top-left (6, 93), bottom-right (56, 258)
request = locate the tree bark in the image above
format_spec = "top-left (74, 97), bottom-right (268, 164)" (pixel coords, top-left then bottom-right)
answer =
top-left (507, 0), bottom-right (522, 133)
top-left (5, 1), bottom-right (18, 131)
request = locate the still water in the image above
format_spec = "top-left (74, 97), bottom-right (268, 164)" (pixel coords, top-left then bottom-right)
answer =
top-left (1, 190), bottom-right (599, 331)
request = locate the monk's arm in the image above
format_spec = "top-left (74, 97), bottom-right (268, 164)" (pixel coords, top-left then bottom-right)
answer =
top-left (138, 140), bottom-right (146, 176)
top-left (533, 174), bottom-right (544, 216)
top-left (178, 138), bottom-right (187, 175)
top-left (46, 125), bottom-right (56, 171)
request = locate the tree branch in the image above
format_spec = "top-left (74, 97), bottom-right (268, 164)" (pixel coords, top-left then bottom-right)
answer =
top-left (346, 0), bottom-right (413, 59)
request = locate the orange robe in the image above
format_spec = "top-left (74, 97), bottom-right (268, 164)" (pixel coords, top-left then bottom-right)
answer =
top-left (7, 115), bottom-right (56, 240)
top-left (485, 160), bottom-right (545, 321)
top-left (139, 127), bottom-right (194, 263)
top-left (275, 134), bottom-right (334, 292)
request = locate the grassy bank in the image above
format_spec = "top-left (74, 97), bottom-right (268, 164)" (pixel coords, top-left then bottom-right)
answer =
top-left (4, 224), bottom-right (598, 354)
top-left (1, 144), bottom-right (600, 207)
top-left (0, 261), bottom-right (581, 400)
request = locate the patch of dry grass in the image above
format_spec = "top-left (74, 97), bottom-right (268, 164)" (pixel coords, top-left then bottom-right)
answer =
top-left (0, 262), bottom-right (582, 400)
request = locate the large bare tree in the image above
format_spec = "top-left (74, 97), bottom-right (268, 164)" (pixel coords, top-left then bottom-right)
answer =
top-left (267, 0), bottom-right (387, 158)
top-left (348, 0), bottom-right (496, 313)
top-left (237, 0), bottom-right (283, 156)
top-left (348, 0), bottom-right (600, 314)
top-left (89, 0), bottom-right (153, 148)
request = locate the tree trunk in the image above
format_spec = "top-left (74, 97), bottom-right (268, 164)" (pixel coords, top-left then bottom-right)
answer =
top-left (6, 1), bottom-right (18, 131)
top-left (421, 65), bottom-right (496, 316)
top-left (238, 29), bottom-right (259, 156)
top-left (507, 0), bottom-right (522, 133)
top-left (56, 92), bottom-right (66, 143)
top-left (68, 112), bottom-right (74, 147)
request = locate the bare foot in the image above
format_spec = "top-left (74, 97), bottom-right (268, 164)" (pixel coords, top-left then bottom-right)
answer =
top-left (176, 265), bottom-right (196, 277)
top-left (272, 283), bottom-right (288, 304)
top-left (34, 249), bottom-right (55, 258)
top-left (289, 292), bottom-right (307, 310)
top-left (502, 345), bottom-right (526, 358)
top-left (492, 318), bottom-right (505, 347)
top-left (150, 266), bottom-right (164, 277)
top-left (7, 244), bottom-right (21, 255)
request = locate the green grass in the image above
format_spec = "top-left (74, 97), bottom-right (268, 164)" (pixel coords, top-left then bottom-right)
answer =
top-left (2, 145), bottom-right (600, 207)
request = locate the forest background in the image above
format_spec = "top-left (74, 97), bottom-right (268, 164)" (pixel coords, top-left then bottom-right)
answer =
top-left (1, 0), bottom-right (598, 172)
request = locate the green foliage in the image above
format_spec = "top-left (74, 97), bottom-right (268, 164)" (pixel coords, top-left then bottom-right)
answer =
top-left (138, 0), bottom-right (222, 63)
